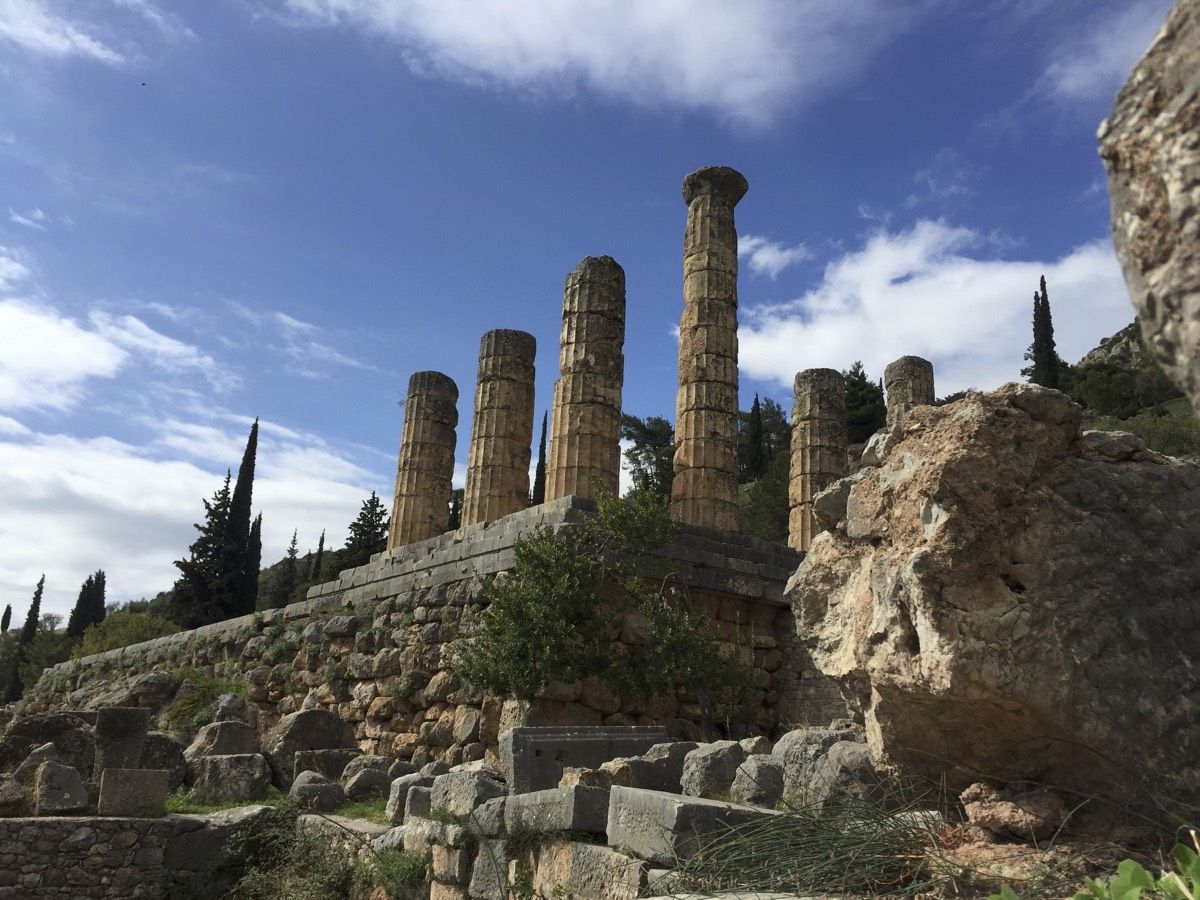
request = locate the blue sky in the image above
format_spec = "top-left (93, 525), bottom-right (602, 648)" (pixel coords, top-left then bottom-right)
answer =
top-left (0, 0), bottom-right (1168, 617)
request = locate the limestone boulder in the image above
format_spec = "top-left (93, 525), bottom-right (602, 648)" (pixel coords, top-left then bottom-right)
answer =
top-left (13, 742), bottom-right (60, 785)
top-left (961, 782), bottom-right (1068, 842)
top-left (143, 731), bottom-right (188, 792)
top-left (341, 753), bottom-right (390, 783)
top-left (290, 770), bottom-right (346, 812)
top-left (263, 709), bottom-right (356, 787)
top-left (429, 771), bottom-right (505, 818)
top-left (385, 773), bottom-right (434, 824)
top-left (0, 713), bottom-right (95, 775)
top-left (773, 723), bottom-right (862, 804)
top-left (806, 742), bottom-right (889, 813)
top-left (184, 720), bottom-right (259, 769)
top-left (0, 774), bottom-right (27, 816)
top-left (33, 761), bottom-right (89, 815)
top-left (344, 768), bottom-right (391, 801)
top-left (786, 384), bottom-right (1200, 805)
top-left (680, 741), bottom-right (745, 799)
top-left (729, 755), bottom-right (784, 808)
top-left (191, 753), bottom-right (271, 804)
top-left (1099, 0), bottom-right (1200, 414)
top-left (293, 748), bottom-right (360, 783)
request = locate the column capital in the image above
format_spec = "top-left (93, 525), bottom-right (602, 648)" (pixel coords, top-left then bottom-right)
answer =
top-left (682, 166), bottom-right (749, 206)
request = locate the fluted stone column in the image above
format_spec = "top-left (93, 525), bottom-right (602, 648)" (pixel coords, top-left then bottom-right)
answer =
top-left (884, 355), bottom-right (935, 428)
top-left (671, 166), bottom-right (748, 530)
top-left (545, 256), bottom-right (626, 502)
top-left (462, 329), bottom-right (536, 527)
top-left (789, 368), bottom-right (847, 552)
top-left (387, 371), bottom-right (459, 549)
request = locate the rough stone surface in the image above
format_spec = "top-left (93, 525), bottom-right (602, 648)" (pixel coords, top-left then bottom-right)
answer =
top-left (184, 720), bottom-right (259, 766)
top-left (97, 768), bottom-right (169, 817)
top-left (0, 713), bottom-right (95, 775)
top-left (786, 383), bottom-right (1200, 803)
top-left (806, 741), bottom-right (887, 812)
top-left (405, 784), bottom-right (433, 821)
top-left (500, 725), bottom-right (669, 794)
top-left (263, 709), bottom-right (356, 787)
top-left (461, 329), bottom-right (536, 527)
top-left (388, 370), bottom-right (460, 548)
top-left (671, 165), bottom-right (748, 530)
top-left (503, 785), bottom-right (610, 835)
top-left (341, 753), bottom-right (390, 782)
top-left (546, 256), bottom-right (626, 501)
top-left (190, 753), bottom-right (271, 805)
top-left (599, 741), bottom-right (698, 793)
top-left (0, 775), bottom-right (27, 816)
top-left (142, 732), bottom-right (187, 792)
top-left (344, 767), bottom-right (392, 801)
top-left (789, 368), bottom-right (847, 552)
top-left (469, 837), bottom-right (508, 899)
top-left (94, 707), bottom-right (151, 776)
top-left (1099, 0), bottom-right (1200, 414)
top-left (386, 773), bottom-right (434, 824)
top-left (773, 723), bottom-right (863, 804)
top-left (293, 748), bottom-right (361, 783)
top-left (525, 839), bottom-right (643, 900)
top-left (34, 761), bottom-right (89, 815)
top-left (729, 755), bottom-right (784, 808)
top-left (290, 770), bottom-right (347, 812)
top-left (430, 771), bottom-right (506, 818)
top-left (680, 740), bottom-right (745, 799)
top-left (961, 782), bottom-right (1069, 841)
top-left (14, 742), bottom-right (60, 785)
top-left (606, 786), bottom-right (779, 865)
top-left (883, 356), bottom-right (934, 429)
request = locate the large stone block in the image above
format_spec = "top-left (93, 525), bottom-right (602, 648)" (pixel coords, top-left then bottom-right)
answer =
top-left (503, 785), bottom-right (609, 835)
top-left (469, 837), bottom-right (508, 900)
top-left (345, 767), bottom-right (392, 801)
top-left (143, 731), bottom-right (188, 792)
top-left (33, 761), bottom-right (89, 815)
top-left (191, 753), bottom-right (271, 804)
top-left (430, 771), bottom-right (506, 818)
top-left (184, 720), bottom-right (259, 766)
top-left (263, 709), bottom-right (357, 787)
top-left (94, 706), bottom-right (151, 775)
top-left (605, 786), bottom-right (779, 866)
top-left (0, 713), bottom-right (95, 776)
top-left (97, 767), bottom-right (169, 816)
top-left (680, 741), bottom-right (745, 799)
top-left (293, 748), bottom-right (361, 783)
top-left (530, 839), bottom-right (644, 900)
top-left (499, 726), bottom-right (668, 794)
top-left (290, 770), bottom-right (347, 812)
top-left (386, 773), bottom-right (434, 824)
top-left (729, 755), bottom-right (784, 808)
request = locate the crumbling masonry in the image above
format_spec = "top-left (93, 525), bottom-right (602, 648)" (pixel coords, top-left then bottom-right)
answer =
top-left (884, 355), bottom-right (935, 428)
top-left (386, 371), bottom-right (459, 549)
top-left (672, 166), bottom-right (749, 530)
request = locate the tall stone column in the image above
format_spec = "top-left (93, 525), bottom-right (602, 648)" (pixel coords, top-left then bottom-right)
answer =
top-left (387, 371), bottom-right (459, 550)
top-left (884, 355), bottom-right (935, 428)
top-left (671, 165), bottom-right (748, 530)
top-left (462, 329), bottom-right (536, 527)
top-left (789, 368), bottom-right (847, 552)
top-left (545, 256), bottom-right (626, 502)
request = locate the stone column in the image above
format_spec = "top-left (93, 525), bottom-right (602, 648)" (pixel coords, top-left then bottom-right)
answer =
top-left (884, 355), bottom-right (935, 428)
top-left (462, 329), bottom-right (536, 527)
top-left (387, 371), bottom-right (459, 549)
top-left (789, 368), bottom-right (847, 552)
top-left (546, 256), bottom-right (626, 502)
top-left (671, 165), bottom-right (748, 530)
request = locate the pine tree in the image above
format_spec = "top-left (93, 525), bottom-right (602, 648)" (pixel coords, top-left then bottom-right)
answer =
top-left (343, 492), bottom-right (389, 568)
top-left (310, 530), bottom-right (325, 581)
top-left (740, 394), bottom-right (766, 482)
top-left (1, 605), bottom-right (10, 633)
top-left (447, 490), bottom-right (463, 531)
top-left (172, 471), bottom-right (232, 628)
top-left (620, 414), bottom-right (675, 498)
top-left (272, 530), bottom-right (299, 608)
top-left (223, 419), bottom-right (259, 617)
top-left (66, 570), bottom-right (106, 638)
top-left (531, 412), bottom-right (548, 505)
top-left (19, 576), bottom-right (43, 646)
top-left (844, 362), bottom-right (888, 444)
top-left (246, 514), bottom-right (262, 611)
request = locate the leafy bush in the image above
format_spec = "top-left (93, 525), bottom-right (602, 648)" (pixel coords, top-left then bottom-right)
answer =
top-left (453, 488), bottom-right (753, 715)
top-left (164, 666), bottom-right (247, 734)
top-left (1090, 407), bottom-right (1200, 459)
top-left (72, 610), bottom-right (180, 658)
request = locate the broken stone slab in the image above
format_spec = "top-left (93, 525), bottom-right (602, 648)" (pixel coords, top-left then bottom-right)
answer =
top-left (469, 837), bottom-right (508, 900)
top-left (681, 741), bottom-right (746, 799)
top-left (143, 731), bottom-right (188, 792)
top-left (263, 709), bottom-right (357, 788)
top-left (606, 786), bottom-right (781, 866)
top-left (293, 748), bottom-right (361, 783)
top-left (191, 753), bottom-right (271, 805)
top-left (470, 795), bottom-right (507, 837)
top-left (184, 720), bottom-right (259, 769)
top-left (405, 785), bottom-right (433, 821)
top-left (385, 773), bottom-right (434, 824)
top-left (14, 742), bottom-right (60, 785)
top-left (290, 770), bottom-right (347, 812)
top-left (94, 706), bottom-right (151, 776)
top-left (500, 725), bottom-right (668, 794)
top-left (774, 723), bottom-right (862, 804)
top-left (34, 761), bottom-right (89, 816)
top-left (388, 759), bottom-right (418, 781)
top-left (97, 767), bottom-right (169, 816)
top-left (342, 753), bottom-right (391, 782)
top-left (806, 741), bottom-right (890, 813)
top-left (528, 839), bottom-right (644, 900)
top-left (729, 755), bottom-right (784, 808)
top-left (504, 785), bottom-right (610, 835)
top-left (344, 767), bottom-right (391, 801)
top-left (0, 712), bottom-right (96, 776)
top-left (371, 825), bottom-right (407, 853)
top-left (599, 741), bottom-right (698, 793)
top-left (0, 774), bottom-right (27, 816)
top-left (431, 771), bottom-right (506, 818)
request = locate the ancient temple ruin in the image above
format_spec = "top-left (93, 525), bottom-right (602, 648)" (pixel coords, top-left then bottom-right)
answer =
top-left (788, 368), bottom-right (848, 552)
top-left (386, 371), bottom-right (459, 549)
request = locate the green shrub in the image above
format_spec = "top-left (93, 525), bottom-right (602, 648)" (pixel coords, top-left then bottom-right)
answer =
top-left (1091, 407), bottom-right (1200, 458)
top-left (453, 487), bottom-right (753, 717)
top-left (73, 610), bottom-right (180, 658)
top-left (164, 666), bottom-right (247, 734)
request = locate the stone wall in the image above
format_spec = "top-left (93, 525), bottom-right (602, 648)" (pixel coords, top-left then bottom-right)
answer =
top-left (27, 498), bottom-right (827, 763)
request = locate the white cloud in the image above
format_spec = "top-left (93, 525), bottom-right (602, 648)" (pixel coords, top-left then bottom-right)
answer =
top-left (278, 0), bottom-right (923, 126)
top-left (0, 0), bottom-right (123, 63)
top-left (0, 419), bottom-right (386, 618)
top-left (0, 246), bottom-right (31, 290)
top-left (112, 0), bottom-right (196, 42)
top-left (903, 149), bottom-right (979, 211)
top-left (738, 234), bottom-right (812, 279)
top-left (9, 207), bottom-right (47, 231)
top-left (1038, 2), bottom-right (1170, 104)
top-left (89, 311), bottom-right (237, 391)
top-left (740, 220), bottom-right (1132, 396)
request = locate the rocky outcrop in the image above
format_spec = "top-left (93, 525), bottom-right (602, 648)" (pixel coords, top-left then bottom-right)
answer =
top-left (1099, 0), bottom-right (1200, 414)
top-left (787, 384), bottom-right (1200, 805)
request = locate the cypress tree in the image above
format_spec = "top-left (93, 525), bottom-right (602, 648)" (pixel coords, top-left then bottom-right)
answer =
top-left (173, 471), bottom-right (232, 627)
top-left (447, 490), bottom-right (463, 531)
top-left (67, 573), bottom-right (95, 638)
top-left (531, 412), bottom-right (548, 505)
top-left (741, 394), bottom-right (766, 481)
top-left (224, 419), bottom-right (259, 616)
top-left (246, 514), bottom-right (262, 611)
top-left (1, 605), bottom-right (10, 633)
top-left (273, 530), bottom-right (299, 608)
top-left (1025, 276), bottom-right (1064, 389)
top-left (19, 576), bottom-right (43, 646)
top-left (310, 530), bottom-right (325, 581)
top-left (844, 362), bottom-right (888, 444)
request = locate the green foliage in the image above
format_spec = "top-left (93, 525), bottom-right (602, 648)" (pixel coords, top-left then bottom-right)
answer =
top-left (992, 838), bottom-right (1200, 900)
top-left (453, 488), bottom-right (753, 715)
top-left (66, 570), bottom-right (106, 639)
top-left (531, 411), bottom-right (548, 504)
top-left (1090, 406), bottom-right (1200, 458)
top-left (1023, 275), bottom-right (1067, 389)
top-left (268, 530), bottom-right (301, 609)
top-left (737, 448), bottom-right (789, 545)
top-left (172, 471), bottom-right (233, 628)
top-left (0, 605), bottom-right (9, 633)
top-left (844, 361), bottom-right (887, 444)
top-left (620, 413), bottom-right (675, 498)
top-left (1071, 356), bottom-right (1182, 420)
top-left (18, 614), bottom-right (74, 693)
top-left (164, 667), bottom-right (247, 734)
top-left (73, 610), bottom-right (180, 658)
top-left (332, 796), bottom-right (389, 824)
top-left (165, 786), bottom-right (288, 815)
top-left (223, 419), bottom-right (260, 619)
top-left (19, 575), bottom-right (44, 646)
top-left (737, 395), bottom-right (790, 483)
top-left (342, 491), bottom-right (389, 569)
